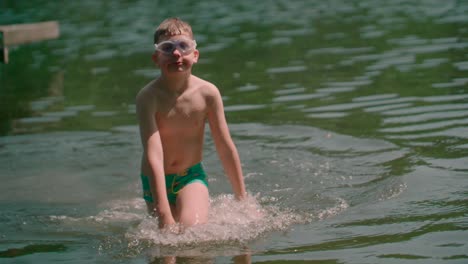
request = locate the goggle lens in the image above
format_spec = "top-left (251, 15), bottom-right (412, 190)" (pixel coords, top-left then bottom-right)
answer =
top-left (154, 39), bottom-right (197, 55)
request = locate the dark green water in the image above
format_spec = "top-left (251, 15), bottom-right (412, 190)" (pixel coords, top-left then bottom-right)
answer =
top-left (1, 0), bottom-right (467, 263)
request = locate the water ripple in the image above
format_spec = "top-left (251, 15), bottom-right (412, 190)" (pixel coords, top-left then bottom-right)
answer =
top-left (380, 118), bottom-right (468, 133)
top-left (383, 110), bottom-right (468, 124)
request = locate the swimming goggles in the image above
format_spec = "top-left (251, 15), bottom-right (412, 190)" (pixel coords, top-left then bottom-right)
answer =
top-left (154, 38), bottom-right (197, 56)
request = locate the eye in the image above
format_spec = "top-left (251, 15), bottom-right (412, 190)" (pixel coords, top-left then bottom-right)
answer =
top-left (159, 42), bottom-right (175, 53)
top-left (178, 41), bottom-right (190, 50)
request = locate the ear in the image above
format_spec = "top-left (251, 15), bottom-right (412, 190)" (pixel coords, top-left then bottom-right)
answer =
top-left (192, 50), bottom-right (199, 63)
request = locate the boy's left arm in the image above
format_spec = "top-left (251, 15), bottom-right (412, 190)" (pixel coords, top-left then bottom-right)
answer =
top-left (207, 86), bottom-right (247, 200)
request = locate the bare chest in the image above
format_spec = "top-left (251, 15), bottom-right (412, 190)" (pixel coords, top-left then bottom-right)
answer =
top-left (156, 97), bottom-right (207, 132)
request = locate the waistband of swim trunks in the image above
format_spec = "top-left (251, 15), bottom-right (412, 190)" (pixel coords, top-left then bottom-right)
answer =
top-left (165, 162), bottom-right (203, 177)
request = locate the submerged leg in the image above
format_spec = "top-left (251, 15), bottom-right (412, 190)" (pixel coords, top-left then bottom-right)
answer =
top-left (175, 182), bottom-right (209, 227)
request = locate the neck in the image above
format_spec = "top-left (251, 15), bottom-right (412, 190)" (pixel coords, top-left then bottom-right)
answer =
top-left (158, 73), bottom-right (191, 95)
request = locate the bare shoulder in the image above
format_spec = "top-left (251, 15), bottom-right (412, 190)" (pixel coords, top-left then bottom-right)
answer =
top-left (192, 76), bottom-right (221, 103)
top-left (136, 79), bottom-right (158, 109)
top-left (136, 79), bottom-right (157, 101)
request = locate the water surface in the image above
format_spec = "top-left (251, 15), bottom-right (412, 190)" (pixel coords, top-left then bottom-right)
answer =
top-left (0, 0), bottom-right (467, 263)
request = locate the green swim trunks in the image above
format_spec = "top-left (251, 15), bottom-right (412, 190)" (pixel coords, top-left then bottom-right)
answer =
top-left (140, 162), bottom-right (208, 205)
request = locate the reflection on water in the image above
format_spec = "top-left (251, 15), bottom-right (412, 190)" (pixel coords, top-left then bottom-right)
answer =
top-left (1, 0), bottom-right (467, 263)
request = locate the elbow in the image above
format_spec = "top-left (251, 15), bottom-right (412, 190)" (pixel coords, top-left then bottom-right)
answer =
top-left (146, 133), bottom-right (163, 158)
top-left (147, 150), bottom-right (163, 165)
top-left (218, 142), bottom-right (239, 161)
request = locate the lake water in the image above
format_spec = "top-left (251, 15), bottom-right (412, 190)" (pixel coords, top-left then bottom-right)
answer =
top-left (0, 0), bottom-right (467, 263)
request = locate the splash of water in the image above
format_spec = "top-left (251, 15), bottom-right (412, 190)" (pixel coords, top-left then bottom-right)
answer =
top-left (49, 193), bottom-right (349, 258)
top-left (125, 194), bottom-right (307, 247)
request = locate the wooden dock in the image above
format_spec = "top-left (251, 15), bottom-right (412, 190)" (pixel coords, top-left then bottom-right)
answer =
top-left (0, 21), bottom-right (59, 64)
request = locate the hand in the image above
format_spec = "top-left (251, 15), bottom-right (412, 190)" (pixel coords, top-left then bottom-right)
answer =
top-left (236, 193), bottom-right (264, 220)
top-left (235, 191), bottom-right (247, 201)
top-left (159, 214), bottom-right (176, 229)
top-left (160, 215), bottom-right (181, 234)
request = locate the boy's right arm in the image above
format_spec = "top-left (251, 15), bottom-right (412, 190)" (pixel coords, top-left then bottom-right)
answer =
top-left (136, 90), bottom-right (175, 227)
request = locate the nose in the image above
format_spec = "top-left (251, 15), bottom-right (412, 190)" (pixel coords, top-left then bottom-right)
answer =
top-left (172, 48), bottom-right (182, 57)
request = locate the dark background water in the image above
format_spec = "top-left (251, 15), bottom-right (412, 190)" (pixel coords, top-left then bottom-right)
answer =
top-left (1, 0), bottom-right (467, 263)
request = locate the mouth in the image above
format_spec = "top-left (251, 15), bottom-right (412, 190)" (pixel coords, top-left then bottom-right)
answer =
top-left (165, 61), bottom-right (186, 72)
top-left (168, 61), bottom-right (183, 66)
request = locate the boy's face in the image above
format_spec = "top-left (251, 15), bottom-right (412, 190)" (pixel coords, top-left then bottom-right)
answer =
top-left (152, 34), bottom-right (199, 74)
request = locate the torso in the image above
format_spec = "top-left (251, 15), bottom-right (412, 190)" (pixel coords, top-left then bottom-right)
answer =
top-left (141, 75), bottom-right (212, 174)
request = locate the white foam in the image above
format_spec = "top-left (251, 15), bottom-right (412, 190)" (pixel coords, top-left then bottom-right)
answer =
top-left (125, 194), bottom-right (306, 246)
top-left (49, 194), bottom-right (348, 251)
top-left (315, 197), bottom-right (349, 220)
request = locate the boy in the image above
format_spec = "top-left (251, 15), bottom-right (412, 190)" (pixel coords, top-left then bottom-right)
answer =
top-left (136, 17), bottom-right (247, 229)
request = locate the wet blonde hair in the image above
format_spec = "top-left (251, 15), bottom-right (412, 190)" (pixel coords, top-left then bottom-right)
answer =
top-left (153, 17), bottom-right (194, 44)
